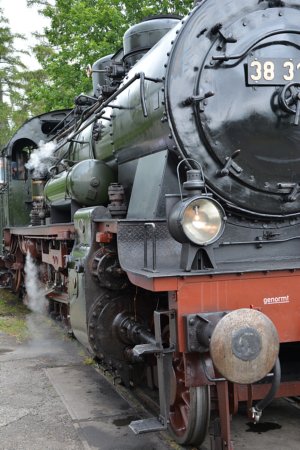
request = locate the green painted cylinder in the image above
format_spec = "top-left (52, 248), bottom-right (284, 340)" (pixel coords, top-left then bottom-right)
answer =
top-left (44, 159), bottom-right (115, 208)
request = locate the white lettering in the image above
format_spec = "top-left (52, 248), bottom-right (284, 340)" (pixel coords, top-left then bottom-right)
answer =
top-left (263, 295), bottom-right (290, 305)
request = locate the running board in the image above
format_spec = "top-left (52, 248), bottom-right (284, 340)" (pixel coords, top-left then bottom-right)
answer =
top-left (129, 310), bottom-right (176, 435)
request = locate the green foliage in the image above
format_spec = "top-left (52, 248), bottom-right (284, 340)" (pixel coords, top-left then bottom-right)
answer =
top-left (0, 8), bottom-right (46, 150)
top-left (0, 8), bottom-right (31, 148)
top-left (0, 316), bottom-right (29, 341)
top-left (0, 290), bottom-right (29, 342)
top-left (26, 0), bottom-right (194, 110)
top-left (0, 0), bottom-right (194, 145)
top-left (0, 289), bottom-right (29, 316)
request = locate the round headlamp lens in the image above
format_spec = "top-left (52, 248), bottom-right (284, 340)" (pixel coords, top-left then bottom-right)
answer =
top-left (181, 198), bottom-right (224, 245)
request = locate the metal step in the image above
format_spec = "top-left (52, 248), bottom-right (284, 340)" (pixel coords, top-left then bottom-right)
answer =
top-left (129, 417), bottom-right (167, 434)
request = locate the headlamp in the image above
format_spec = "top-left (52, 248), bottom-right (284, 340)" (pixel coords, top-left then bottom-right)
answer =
top-left (168, 196), bottom-right (225, 246)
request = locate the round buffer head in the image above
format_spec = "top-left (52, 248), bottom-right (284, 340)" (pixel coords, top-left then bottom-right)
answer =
top-left (210, 308), bottom-right (279, 384)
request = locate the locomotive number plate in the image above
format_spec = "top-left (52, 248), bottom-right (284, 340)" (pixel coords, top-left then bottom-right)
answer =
top-left (247, 58), bottom-right (300, 85)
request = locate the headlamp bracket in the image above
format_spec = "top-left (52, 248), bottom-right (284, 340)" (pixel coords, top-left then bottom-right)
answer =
top-left (180, 242), bottom-right (216, 272)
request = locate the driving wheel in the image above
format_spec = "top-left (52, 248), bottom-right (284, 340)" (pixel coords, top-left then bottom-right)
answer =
top-left (168, 354), bottom-right (210, 446)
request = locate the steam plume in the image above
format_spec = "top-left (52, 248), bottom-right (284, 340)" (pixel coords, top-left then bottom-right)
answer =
top-left (24, 252), bottom-right (47, 314)
top-left (25, 140), bottom-right (57, 178)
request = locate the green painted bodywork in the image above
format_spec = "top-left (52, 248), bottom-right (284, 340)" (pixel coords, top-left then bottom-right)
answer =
top-left (44, 171), bottom-right (70, 208)
top-left (9, 180), bottom-right (32, 225)
top-left (69, 206), bottom-right (98, 347)
top-left (44, 160), bottom-right (116, 208)
top-left (0, 178), bottom-right (31, 253)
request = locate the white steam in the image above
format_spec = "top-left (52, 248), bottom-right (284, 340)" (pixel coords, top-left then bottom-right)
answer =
top-left (24, 252), bottom-right (47, 314)
top-left (25, 140), bottom-right (57, 178)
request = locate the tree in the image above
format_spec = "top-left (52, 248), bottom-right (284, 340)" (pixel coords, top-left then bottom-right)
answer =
top-left (27, 0), bottom-right (194, 111)
top-left (0, 8), bottom-right (30, 147)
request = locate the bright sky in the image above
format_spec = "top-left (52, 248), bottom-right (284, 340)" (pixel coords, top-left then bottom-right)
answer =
top-left (1, 0), bottom-right (49, 69)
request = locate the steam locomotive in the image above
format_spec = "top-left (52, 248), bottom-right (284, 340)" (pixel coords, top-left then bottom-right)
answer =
top-left (2, 0), bottom-right (300, 448)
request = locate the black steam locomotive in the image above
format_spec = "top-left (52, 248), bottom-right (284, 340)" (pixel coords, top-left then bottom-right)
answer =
top-left (2, 1), bottom-right (300, 448)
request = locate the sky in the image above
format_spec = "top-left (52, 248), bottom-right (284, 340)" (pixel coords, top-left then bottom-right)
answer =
top-left (1, 0), bottom-right (49, 69)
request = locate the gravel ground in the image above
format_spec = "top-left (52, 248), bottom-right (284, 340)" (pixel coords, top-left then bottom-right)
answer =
top-left (1, 311), bottom-right (300, 450)
top-left (0, 313), bottom-right (169, 450)
top-left (0, 313), bottom-right (85, 450)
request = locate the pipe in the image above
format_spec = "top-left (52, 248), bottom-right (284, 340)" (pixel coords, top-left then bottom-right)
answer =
top-left (250, 357), bottom-right (281, 423)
